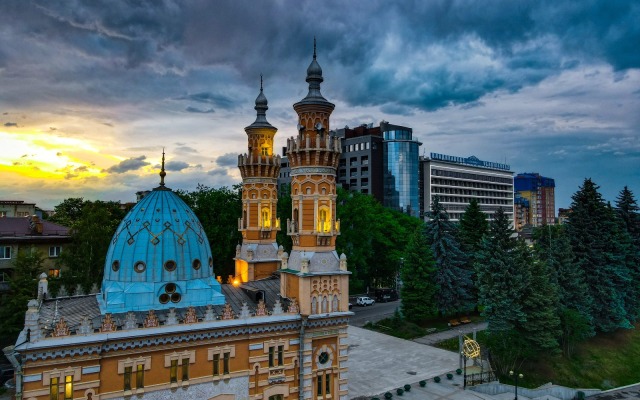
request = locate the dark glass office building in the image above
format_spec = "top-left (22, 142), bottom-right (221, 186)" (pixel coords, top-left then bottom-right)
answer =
top-left (381, 122), bottom-right (422, 217)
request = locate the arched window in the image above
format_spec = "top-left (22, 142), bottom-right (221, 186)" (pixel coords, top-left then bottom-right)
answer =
top-left (318, 207), bottom-right (330, 233)
top-left (332, 295), bottom-right (338, 312)
top-left (321, 296), bottom-right (328, 313)
top-left (261, 207), bottom-right (271, 228)
top-left (311, 296), bottom-right (317, 314)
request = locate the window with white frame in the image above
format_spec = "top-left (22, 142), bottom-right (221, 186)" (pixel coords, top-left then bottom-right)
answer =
top-left (1, 246), bottom-right (11, 259)
top-left (49, 246), bottom-right (62, 257)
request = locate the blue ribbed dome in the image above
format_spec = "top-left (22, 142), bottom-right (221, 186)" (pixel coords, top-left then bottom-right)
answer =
top-left (99, 187), bottom-right (225, 313)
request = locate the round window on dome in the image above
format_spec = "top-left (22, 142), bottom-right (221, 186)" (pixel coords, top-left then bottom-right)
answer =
top-left (134, 261), bottom-right (146, 273)
top-left (159, 293), bottom-right (170, 304)
top-left (165, 283), bottom-right (176, 294)
top-left (112, 260), bottom-right (120, 272)
top-left (171, 293), bottom-right (182, 303)
top-left (164, 260), bottom-right (177, 272)
top-left (192, 259), bottom-right (201, 270)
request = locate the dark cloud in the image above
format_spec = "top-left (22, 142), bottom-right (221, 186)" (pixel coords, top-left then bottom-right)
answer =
top-left (207, 168), bottom-right (228, 177)
top-left (4, 122), bottom-right (17, 127)
top-left (185, 106), bottom-right (214, 114)
top-left (177, 92), bottom-right (237, 110)
top-left (105, 155), bottom-right (149, 174)
top-left (165, 160), bottom-right (189, 171)
top-left (216, 153), bottom-right (237, 167)
top-left (74, 165), bottom-right (88, 172)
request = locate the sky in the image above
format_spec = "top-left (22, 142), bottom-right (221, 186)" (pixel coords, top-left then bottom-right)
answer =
top-left (0, 0), bottom-right (638, 211)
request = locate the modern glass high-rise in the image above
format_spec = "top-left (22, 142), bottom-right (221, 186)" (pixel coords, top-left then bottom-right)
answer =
top-left (381, 122), bottom-right (422, 217)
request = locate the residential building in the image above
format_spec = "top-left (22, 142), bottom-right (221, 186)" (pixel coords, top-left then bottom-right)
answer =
top-left (0, 215), bottom-right (70, 288)
top-left (421, 153), bottom-right (514, 223)
top-left (514, 193), bottom-right (531, 231)
top-left (514, 173), bottom-right (556, 226)
top-left (558, 207), bottom-right (571, 224)
top-left (0, 200), bottom-right (36, 218)
top-left (6, 44), bottom-right (350, 400)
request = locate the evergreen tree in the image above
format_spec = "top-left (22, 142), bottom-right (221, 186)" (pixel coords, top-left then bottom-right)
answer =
top-left (425, 196), bottom-right (473, 316)
top-left (566, 179), bottom-right (631, 332)
top-left (519, 241), bottom-right (561, 351)
top-left (458, 198), bottom-right (488, 306)
top-left (475, 208), bottom-right (526, 333)
top-left (615, 186), bottom-right (640, 243)
top-left (615, 187), bottom-right (640, 320)
top-left (400, 226), bottom-right (437, 322)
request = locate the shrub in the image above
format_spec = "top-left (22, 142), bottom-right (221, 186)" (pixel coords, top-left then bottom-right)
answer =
top-left (447, 373), bottom-right (453, 380)
top-left (456, 368), bottom-right (462, 375)
top-left (384, 392), bottom-right (393, 400)
top-left (403, 384), bottom-right (411, 392)
top-left (419, 380), bottom-right (426, 387)
top-left (396, 388), bottom-right (404, 396)
top-left (434, 376), bottom-right (441, 383)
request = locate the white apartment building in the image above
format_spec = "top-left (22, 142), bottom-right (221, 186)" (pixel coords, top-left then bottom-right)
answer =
top-left (421, 153), bottom-right (514, 223)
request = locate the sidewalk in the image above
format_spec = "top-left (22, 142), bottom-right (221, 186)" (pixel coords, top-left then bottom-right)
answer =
top-left (413, 321), bottom-right (488, 346)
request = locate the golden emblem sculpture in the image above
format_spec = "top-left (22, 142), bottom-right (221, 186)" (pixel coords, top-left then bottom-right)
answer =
top-left (462, 336), bottom-right (481, 359)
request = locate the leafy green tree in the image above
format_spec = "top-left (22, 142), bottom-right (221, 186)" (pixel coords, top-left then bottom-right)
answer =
top-left (0, 249), bottom-right (43, 343)
top-left (566, 179), bottom-right (631, 332)
top-left (59, 200), bottom-right (125, 291)
top-left (48, 197), bottom-right (87, 229)
top-left (336, 189), bottom-right (420, 293)
top-left (475, 208), bottom-right (527, 332)
top-left (177, 184), bottom-right (242, 281)
top-left (400, 226), bottom-right (437, 322)
top-left (425, 196), bottom-right (473, 316)
top-left (276, 184), bottom-right (292, 253)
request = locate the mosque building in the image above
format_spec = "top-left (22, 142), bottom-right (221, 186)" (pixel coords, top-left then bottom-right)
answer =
top-left (4, 43), bottom-right (350, 400)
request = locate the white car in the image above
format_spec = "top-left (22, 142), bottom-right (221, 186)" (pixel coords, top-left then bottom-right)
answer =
top-left (356, 296), bottom-right (375, 306)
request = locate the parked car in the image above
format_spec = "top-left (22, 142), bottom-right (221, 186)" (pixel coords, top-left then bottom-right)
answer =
top-left (356, 296), bottom-right (375, 306)
top-left (374, 288), bottom-right (399, 303)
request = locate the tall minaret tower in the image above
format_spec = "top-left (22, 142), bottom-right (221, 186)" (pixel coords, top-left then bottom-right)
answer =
top-left (235, 77), bottom-right (282, 283)
top-left (280, 41), bottom-right (350, 400)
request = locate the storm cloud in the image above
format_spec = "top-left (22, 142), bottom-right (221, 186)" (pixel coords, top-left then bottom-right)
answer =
top-left (105, 155), bottom-right (150, 174)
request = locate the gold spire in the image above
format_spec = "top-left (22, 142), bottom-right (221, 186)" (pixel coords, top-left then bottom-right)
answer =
top-left (159, 148), bottom-right (166, 186)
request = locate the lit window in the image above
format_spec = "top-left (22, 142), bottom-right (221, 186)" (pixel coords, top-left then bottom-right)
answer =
top-left (318, 208), bottom-right (330, 233)
top-left (50, 377), bottom-right (59, 400)
top-left (170, 360), bottom-right (178, 383)
top-left (1, 246), bottom-right (11, 259)
top-left (262, 147), bottom-right (269, 156)
top-left (124, 366), bottom-right (132, 391)
top-left (136, 364), bottom-right (144, 389)
top-left (262, 208), bottom-right (271, 228)
top-left (48, 269), bottom-right (60, 278)
top-left (49, 246), bottom-right (62, 257)
top-left (64, 375), bottom-right (73, 400)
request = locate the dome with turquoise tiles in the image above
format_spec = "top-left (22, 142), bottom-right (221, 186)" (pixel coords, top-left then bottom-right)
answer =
top-left (99, 157), bottom-right (225, 314)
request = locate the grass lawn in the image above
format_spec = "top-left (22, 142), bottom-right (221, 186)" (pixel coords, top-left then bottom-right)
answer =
top-left (436, 325), bottom-right (640, 390)
top-left (365, 313), bottom-right (482, 340)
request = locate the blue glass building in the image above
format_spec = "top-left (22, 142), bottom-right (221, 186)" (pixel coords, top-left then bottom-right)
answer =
top-left (381, 122), bottom-right (422, 217)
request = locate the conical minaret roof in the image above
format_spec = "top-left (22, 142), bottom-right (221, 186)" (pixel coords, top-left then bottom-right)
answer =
top-left (246, 75), bottom-right (274, 129)
top-left (295, 38), bottom-right (333, 107)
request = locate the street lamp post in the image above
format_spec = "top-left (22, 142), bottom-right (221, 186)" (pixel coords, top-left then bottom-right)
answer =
top-left (461, 352), bottom-right (467, 389)
top-left (509, 370), bottom-right (523, 400)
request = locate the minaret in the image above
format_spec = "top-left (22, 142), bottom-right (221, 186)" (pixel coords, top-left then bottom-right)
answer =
top-left (235, 76), bottom-right (282, 282)
top-left (281, 41), bottom-right (350, 399)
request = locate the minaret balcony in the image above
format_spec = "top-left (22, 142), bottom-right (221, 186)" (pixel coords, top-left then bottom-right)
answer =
top-left (261, 218), bottom-right (281, 232)
top-left (316, 219), bottom-right (340, 236)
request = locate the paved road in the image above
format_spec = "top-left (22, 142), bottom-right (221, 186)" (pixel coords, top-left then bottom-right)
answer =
top-left (413, 322), bottom-right (488, 345)
top-left (349, 300), bottom-right (400, 326)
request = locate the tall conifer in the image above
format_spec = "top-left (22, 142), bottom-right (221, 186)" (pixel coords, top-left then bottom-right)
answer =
top-left (425, 196), bottom-right (473, 316)
top-left (400, 225), bottom-right (437, 322)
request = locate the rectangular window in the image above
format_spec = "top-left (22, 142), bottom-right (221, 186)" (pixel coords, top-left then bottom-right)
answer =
top-left (326, 374), bottom-right (331, 395)
top-left (277, 345), bottom-right (284, 366)
top-left (223, 352), bottom-right (230, 375)
top-left (170, 359), bottom-right (178, 383)
top-left (64, 375), bottom-right (73, 400)
top-left (50, 377), bottom-right (59, 400)
top-left (49, 246), bottom-right (61, 257)
top-left (269, 346), bottom-right (274, 367)
top-left (49, 269), bottom-right (60, 278)
top-left (1, 246), bottom-right (11, 259)
top-left (181, 358), bottom-right (189, 381)
top-left (136, 364), bottom-right (144, 389)
top-left (213, 353), bottom-right (220, 376)
top-left (124, 366), bottom-right (132, 391)
top-left (317, 375), bottom-right (322, 397)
